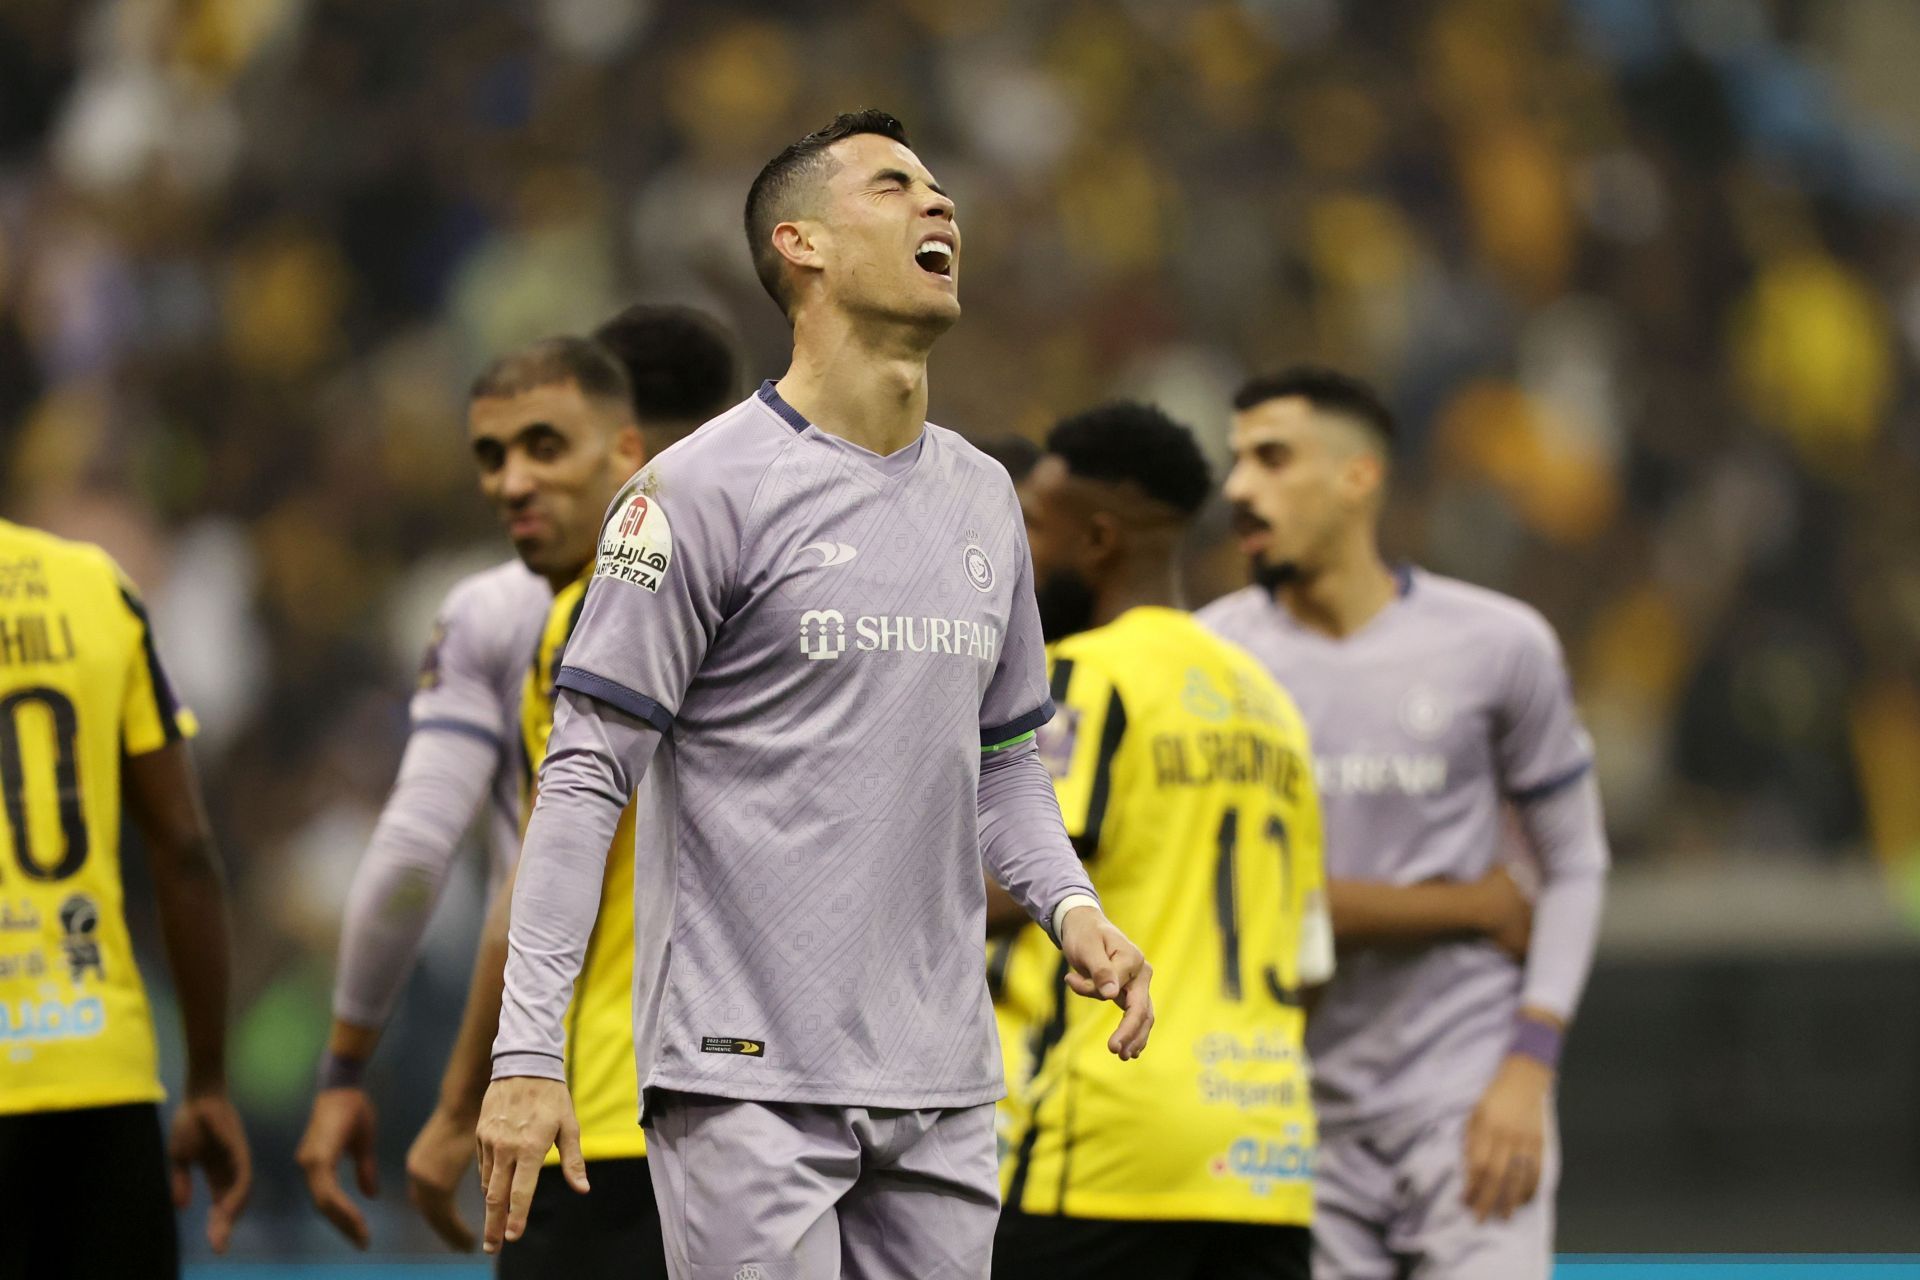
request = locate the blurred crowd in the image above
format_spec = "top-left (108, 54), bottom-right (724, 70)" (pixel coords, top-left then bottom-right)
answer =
top-left (3, 0), bottom-right (1919, 1251)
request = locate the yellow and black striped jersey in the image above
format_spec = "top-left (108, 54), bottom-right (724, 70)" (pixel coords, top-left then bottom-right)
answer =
top-left (521, 574), bottom-right (644, 1163)
top-left (997, 607), bottom-right (1330, 1224)
top-left (0, 520), bottom-right (197, 1115)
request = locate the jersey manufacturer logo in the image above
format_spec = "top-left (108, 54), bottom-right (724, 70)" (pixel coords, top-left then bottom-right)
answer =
top-left (964, 544), bottom-right (994, 592)
top-left (596, 489), bottom-right (673, 593)
top-left (799, 541), bottom-right (858, 567)
top-left (701, 1035), bottom-right (766, 1057)
top-left (735, 1267), bottom-right (767, 1280)
top-left (799, 609), bottom-right (848, 660)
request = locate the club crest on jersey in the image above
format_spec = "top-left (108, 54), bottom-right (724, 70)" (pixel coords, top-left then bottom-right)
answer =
top-left (1398, 684), bottom-right (1452, 741)
top-left (597, 487), bottom-right (673, 594)
top-left (59, 894), bottom-right (103, 983)
top-left (964, 544), bottom-right (994, 592)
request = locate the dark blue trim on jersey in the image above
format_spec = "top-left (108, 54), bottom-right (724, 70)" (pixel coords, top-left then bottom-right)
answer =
top-left (981, 699), bottom-right (1055, 748)
top-left (410, 717), bottom-right (502, 750)
top-left (757, 380), bottom-right (812, 434)
top-left (555, 666), bottom-right (675, 733)
top-left (1509, 759), bottom-right (1592, 805)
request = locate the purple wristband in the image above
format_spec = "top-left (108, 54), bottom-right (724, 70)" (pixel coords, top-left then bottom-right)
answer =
top-left (1509, 1015), bottom-right (1563, 1070)
top-left (316, 1050), bottom-right (369, 1091)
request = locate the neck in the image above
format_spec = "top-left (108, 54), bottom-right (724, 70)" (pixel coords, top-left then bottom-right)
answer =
top-left (1094, 554), bottom-right (1184, 629)
top-left (1276, 535), bottom-right (1397, 638)
top-left (543, 558), bottom-right (590, 593)
top-left (777, 305), bottom-right (938, 455)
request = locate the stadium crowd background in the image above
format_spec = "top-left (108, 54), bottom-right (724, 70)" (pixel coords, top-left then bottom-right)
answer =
top-left (2, 0), bottom-right (1918, 1258)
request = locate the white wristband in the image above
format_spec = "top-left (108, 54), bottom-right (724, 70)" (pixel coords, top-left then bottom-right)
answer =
top-left (1051, 893), bottom-right (1100, 941)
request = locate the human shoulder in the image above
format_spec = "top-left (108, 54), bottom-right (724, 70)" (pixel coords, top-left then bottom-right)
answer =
top-left (635, 393), bottom-right (805, 513)
top-left (929, 426), bottom-right (1022, 503)
top-left (1408, 571), bottom-right (1564, 664)
top-left (1195, 584), bottom-right (1277, 642)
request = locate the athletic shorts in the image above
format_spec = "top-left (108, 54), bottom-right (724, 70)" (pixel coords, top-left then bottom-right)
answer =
top-left (496, 1156), bottom-right (668, 1279)
top-left (992, 1208), bottom-right (1311, 1280)
top-left (0, 1102), bottom-right (178, 1280)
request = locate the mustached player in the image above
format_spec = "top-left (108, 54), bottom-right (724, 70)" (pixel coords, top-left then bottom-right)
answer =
top-left (1200, 368), bottom-right (1610, 1280)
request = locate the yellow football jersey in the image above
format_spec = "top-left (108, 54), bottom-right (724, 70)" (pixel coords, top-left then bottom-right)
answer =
top-left (997, 607), bottom-right (1326, 1224)
top-left (521, 575), bottom-right (645, 1163)
top-left (0, 520), bottom-right (197, 1115)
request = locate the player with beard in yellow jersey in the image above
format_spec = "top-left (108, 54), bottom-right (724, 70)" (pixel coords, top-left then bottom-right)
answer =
top-left (989, 405), bottom-right (1333, 1280)
top-left (0, 521), bottom-right (251, 1278)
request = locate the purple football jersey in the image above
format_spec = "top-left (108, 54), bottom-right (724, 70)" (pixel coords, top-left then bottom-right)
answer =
top-left (408, 558), bottom-right (550, 885)
top-left (1200, 569), bottom-right (1592, 1129)
top-left (544, 383), bottom-right (1084, 1109)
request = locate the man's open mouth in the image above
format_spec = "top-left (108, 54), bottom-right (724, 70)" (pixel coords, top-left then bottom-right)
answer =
top-left (915, 236), bottom-right (954, 277)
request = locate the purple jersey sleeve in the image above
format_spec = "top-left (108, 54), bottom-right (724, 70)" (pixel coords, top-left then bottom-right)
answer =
top-left (1515, 772), bottom-right (1608, 1020)
top-left (978, 736), bottom-right (1098, 939)
top-left (332, 726), bottom-right (501, 1026)
top-left (493, 689), bottom-right (662, 1078)
top-left (1496, 613), bottom-right (1593, 801)
top-left (978, 521), bottom-right (1054, 745)
top-left (553, 457), bottom-right (748, 731)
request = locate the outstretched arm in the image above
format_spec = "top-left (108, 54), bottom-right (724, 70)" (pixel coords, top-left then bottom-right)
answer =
top-left (1327, 869), bottom-right (1532, 959)
top-left (125, 740), bottom-right (251, 1255)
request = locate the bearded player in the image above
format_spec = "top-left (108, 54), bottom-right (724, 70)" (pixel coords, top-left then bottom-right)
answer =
top-left (1199, 368), bottom-right (1609, 1279)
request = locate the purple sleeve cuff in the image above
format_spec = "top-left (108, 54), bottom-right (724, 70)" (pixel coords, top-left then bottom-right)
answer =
top-left (1509, 1015), bottom-right (1564, 1070)
top-left (491, 1050), bottom-right (567, 1083)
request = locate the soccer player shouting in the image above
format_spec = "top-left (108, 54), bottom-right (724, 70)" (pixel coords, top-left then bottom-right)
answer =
top-left (479, 110), bottom-right (1153, 1278)
top-left (1200, 369), bottom-right (1610, 1280)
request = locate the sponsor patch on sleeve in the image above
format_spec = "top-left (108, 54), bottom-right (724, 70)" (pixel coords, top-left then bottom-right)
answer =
top-left (596, 487), bottom-right (674, 593)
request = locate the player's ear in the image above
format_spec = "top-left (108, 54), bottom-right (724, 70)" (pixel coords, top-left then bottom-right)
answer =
top-left (771, 219), bottom-right (824, 278)
top-left (611, 422), bottom-right (647, 471)
top-left (1084, 509), bottom-right (1124, 569)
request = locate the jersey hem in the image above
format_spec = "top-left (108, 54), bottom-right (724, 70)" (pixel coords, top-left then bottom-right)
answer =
top-left (547, 1133), bottom-right (649, 1164)
top-left (0, 1082), bottom-right (166, 1117)
top-left (642, 1072), bottom-right (1003, 1116)
top-left (1012, 1191), bottom-right (1315, 1227)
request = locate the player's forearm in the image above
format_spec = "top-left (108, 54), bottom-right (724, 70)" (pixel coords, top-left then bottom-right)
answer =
top-left (154, 834), bottom-right (235, 1094)
top-left (440, 875), bottom-right (516, 1121)
top-left (1326, 879), bottom-right (1501, 946)
top-left (1515, 773), bottom-right (1609, 1021)
top-left (493, 691), bottom-right (658, 1076)
top-left (331, 728), bottom-right (500, 1029)
top-left (977, 737), bottom-right (1098, 941)
top-left (124, 741), bottom-right (234, 1094)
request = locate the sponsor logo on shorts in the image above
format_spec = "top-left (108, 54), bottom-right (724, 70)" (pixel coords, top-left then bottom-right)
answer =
top-left (701, 1035), bottom-right (766, 1058)
top-left (1210, 1127), bottom-right (1314, 1196)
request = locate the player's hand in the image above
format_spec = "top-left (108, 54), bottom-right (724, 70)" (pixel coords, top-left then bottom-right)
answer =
top-left (1059, 905), bottom-right (1154, 1060)
top-left (170, 1090), bottom-right (253, 1254)
top-left (295, 1086), bottom-right (379, 1249)
top-left (1475, 866), bottom-right (1532, 962)
top-left (476, 1075), bottom-right (588, 1254)
top-left (407, 1105), bottom-right (480, 1252)
top-left (1463, 1054), bottom-right (1552, 1222)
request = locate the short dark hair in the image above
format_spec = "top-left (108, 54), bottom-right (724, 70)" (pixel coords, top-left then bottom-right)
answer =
top-left (744, 109), bottom-right (912, 315)
top-left (975, 435), bottom-right (1043, 484)
top-left (1231, 366), bottom-right (1394, 451)
top-left (1045, 401), bottom-right (1212, 517)
top-left (592, 305), bottom-right (738, 431)
top-left (469, 336), bottom-right (631, 408)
